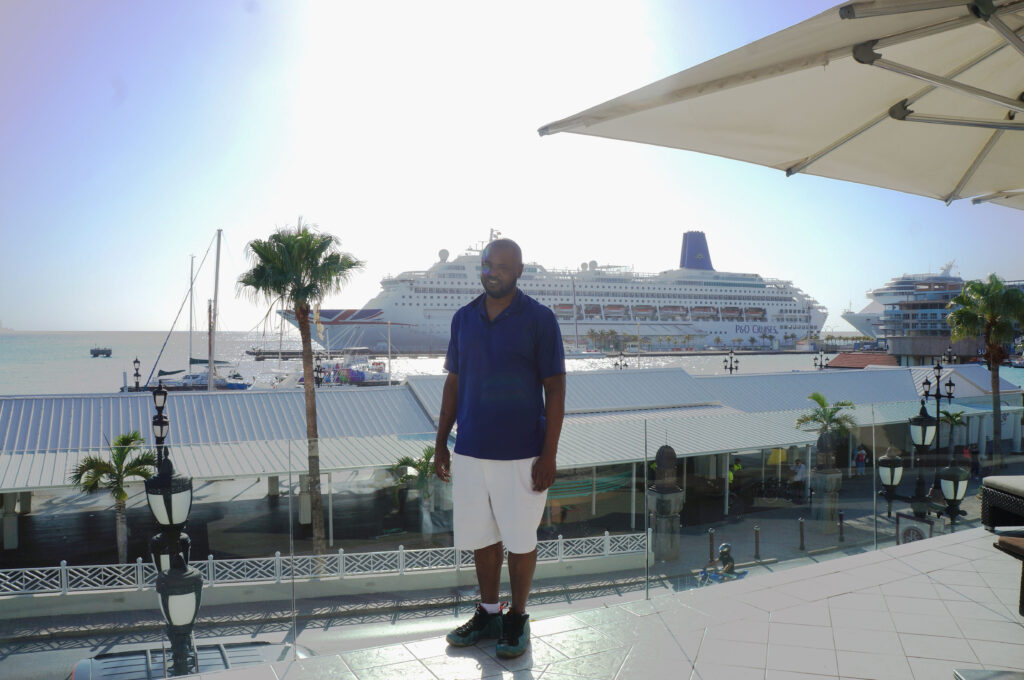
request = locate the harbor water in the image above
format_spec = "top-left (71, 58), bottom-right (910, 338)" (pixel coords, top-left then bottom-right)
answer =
top-left (0, 330), bottom-right (835, 396)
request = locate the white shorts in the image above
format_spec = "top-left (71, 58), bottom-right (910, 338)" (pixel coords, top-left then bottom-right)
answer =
top-left (452, 452), bottom-right (548, 554)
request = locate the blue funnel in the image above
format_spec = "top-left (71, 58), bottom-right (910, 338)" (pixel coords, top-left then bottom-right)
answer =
top-left (680, 231), bottom-right (714, 271)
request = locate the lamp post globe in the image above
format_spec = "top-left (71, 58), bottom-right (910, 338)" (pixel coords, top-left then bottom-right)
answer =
top-left (876, 450), bottom-right (904, 518)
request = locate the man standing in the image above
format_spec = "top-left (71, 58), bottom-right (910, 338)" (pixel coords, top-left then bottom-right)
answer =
top-left (434, 238), bottom-right (566, 659)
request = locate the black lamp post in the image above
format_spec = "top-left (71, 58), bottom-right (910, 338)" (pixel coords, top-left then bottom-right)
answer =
top-left (133, 357), bottom-right (141, 391)
top-left (877, 401), bottom-right (967, 526)
top-left (814, 349), bottom-right (829, 370)
top-left (723, 350), bottom-right (739, 374)
top-left (314, 357), bottom-right (324, 388)
top-left (145, 382), bottom-right (202, 676)
top-left (921, 361), bottom-right (955, 472)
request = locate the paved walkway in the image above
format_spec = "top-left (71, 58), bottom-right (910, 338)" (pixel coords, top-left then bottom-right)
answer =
top-left (106, 527), bottom-right (1024, 679)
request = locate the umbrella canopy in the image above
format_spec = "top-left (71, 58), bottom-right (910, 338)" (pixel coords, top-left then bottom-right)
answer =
top-left (539, 0), bottom-right (1024, 210)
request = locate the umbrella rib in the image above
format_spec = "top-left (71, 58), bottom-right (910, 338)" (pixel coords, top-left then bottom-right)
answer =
top-left (870, 57), bottom-right (1024, 114)
top-left (984, 14), bottom-right (1024, 58)
top-left (788, 38), bottom-right (1014, 177)
top-left (944, 128), bottom-right (1005, 205)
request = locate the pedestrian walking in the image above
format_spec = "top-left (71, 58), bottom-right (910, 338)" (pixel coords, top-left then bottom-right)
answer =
top-left (434, 238), bottom-right (566, 659)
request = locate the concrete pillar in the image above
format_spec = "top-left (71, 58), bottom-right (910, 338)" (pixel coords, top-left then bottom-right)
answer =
top-left (2, 493), bottom-right (18, 550)
top-left (267, 475), bottom-right (280, 498)
top-left (18, 491), bottom-right (31, 515)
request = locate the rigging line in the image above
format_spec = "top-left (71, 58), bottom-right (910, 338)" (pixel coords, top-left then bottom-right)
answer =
top-left (144, 233), bottom-right (218, 387)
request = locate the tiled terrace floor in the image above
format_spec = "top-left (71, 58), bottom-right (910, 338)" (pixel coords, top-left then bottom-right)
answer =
top-left (193, 527), bottom-right (1024, 679)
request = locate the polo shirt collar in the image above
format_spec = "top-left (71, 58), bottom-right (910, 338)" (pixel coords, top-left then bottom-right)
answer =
top-left (473, 288), bottom-right (525, 321)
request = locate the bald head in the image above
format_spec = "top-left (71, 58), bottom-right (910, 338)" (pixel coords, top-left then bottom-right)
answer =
top-left (480, 238), bottom-right (523, 300)
top-left (483, 238), bottom-right (522, 266)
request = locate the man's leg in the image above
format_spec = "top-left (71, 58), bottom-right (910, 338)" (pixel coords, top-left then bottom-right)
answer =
top-left (474, 541), bottom-right (504, 605)
top-left (507, 548), bottom-right (537, 615)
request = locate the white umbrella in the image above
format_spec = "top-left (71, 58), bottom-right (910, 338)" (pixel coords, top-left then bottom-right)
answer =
top-left (539, 0), bottom-right (1024, 210)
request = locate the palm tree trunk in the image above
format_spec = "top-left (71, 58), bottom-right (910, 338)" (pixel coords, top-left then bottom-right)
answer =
top-left (296, 304), bottom-right (326, 554)
top-left (991, 360), bottom-right (1003, 467)
top-left (115, 499), bottom-right (127, 564)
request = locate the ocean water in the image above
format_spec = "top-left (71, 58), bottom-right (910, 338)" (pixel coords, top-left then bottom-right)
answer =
top-left (0, 330), bottom-right (833, 396)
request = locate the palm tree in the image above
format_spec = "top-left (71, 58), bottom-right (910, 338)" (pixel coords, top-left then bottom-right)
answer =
top-left (390, 446), bottom-right (439, 535)
top-left (939, 410), bottom-right (967, 459)
top-left (713, 335), bottom-right (722, 347)
top-left (947, 274), bottom-right (1024, 466)
top-left (238, 219), bottom-right (365, 553)
top-left (796, 392), bottom-right (857, 469)
top-left (68, 431), bottom-right (157, 564)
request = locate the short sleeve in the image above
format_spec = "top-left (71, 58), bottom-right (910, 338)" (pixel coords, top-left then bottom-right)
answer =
top-left (535, 307), bottom-right (565, 379)
top-left (444, 310), bottom-right (460, 374)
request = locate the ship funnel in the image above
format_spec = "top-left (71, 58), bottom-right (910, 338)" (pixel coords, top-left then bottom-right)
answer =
top-left (680, 231), bottom-right (714, 271)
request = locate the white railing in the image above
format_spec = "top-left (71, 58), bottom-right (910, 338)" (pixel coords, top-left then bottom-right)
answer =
top-left (0, 532), bottom-right (647, 597)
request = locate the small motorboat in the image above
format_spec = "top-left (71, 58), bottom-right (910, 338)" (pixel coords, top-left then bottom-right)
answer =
top-left (90, 347), bottom-right (112, 357)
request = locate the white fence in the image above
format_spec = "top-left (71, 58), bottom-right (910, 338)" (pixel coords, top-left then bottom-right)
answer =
top-left (0, 532), bottom-right (648, 597)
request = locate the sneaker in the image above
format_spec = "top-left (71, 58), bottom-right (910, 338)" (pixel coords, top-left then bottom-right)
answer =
top-left (446, 604), bottom-right (503, 647)
top-left (496, 611), bottom-right (530, 658)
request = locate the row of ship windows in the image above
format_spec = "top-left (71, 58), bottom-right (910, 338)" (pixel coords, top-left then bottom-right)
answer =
top-left (408, 288), bottom-right (801, 304)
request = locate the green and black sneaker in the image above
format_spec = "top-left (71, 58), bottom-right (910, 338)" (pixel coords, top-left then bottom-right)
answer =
top-left (496, 611), bottom-right (530, 659)
top-left (446, 604), bottom-right (504, 647)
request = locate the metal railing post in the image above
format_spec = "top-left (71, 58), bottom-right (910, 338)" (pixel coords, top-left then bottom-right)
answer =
top-left (708, 528), bottom-right (716, 562)
top-left (136, 557), bottom-right (144, 591)
top-left (455, 547), bottom-right (461, 573)
top-left (207, 555), bottom-right (215, 585)
top-left (557, 535), bottom-right (564, 562)
top-left (338, 548), bottom-right (345, 579)
top-left (603, 531), bottom-right (611, 557)
top-left (838, 510), bottom-right (845, 543)
top-left (274, 551), bottom-right (282, 583)
top-left (399, 545), bottom-right (405, 575)
top-left (60, 560), bottom-right (68, 595)
top-left (798, 517), bottom-right (806, 551)
top-left (754, 525), bottom-right (761, 561)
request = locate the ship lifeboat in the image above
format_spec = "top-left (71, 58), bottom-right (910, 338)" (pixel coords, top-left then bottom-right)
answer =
top-left (632, 305), bottom-right (657, 318)
top-left (658, 305), bottom-right (688, 320)
top-left (721, 307), bottom-right (743, 320)
top-left (553, 303), bottom-right (576, 319)
top-left (745, 307), bottom-right (767, 321)
top-left (690, 306), bottom-right (719, 321)
top-left (603, 304), bottom-right (628, 317)
top-left (583, 304), bottom-right (602, 318)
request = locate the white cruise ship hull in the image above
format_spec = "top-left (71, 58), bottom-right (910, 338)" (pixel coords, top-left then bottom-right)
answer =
top-left (283, 231), bottom-right (828, 354)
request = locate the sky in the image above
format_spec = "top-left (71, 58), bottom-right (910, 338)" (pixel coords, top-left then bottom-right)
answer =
top-left (0, 0), bottom-right (1020, 334)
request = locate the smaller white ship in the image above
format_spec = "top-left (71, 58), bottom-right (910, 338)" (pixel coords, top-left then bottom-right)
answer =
top-left (842, 262), bottom-right (963, 339)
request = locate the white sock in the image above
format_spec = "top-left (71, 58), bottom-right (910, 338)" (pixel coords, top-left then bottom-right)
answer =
top-left (480, 602), bottom-right (501, 614)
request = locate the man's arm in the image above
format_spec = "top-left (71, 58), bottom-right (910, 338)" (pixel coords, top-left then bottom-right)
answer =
top-left (434, 372), bottom-right (458, 482)
top-left (532, 373), bottom-right (566, 492)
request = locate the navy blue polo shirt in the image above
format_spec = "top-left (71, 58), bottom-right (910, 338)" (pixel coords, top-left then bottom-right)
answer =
top-left (444, 290), bottom-right (565, 461)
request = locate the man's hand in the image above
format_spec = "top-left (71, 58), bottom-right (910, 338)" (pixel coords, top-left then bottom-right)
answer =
top-left (434, 445), bottom-right (452, 483)
top-left (531, 454), bottom-right (556, 492)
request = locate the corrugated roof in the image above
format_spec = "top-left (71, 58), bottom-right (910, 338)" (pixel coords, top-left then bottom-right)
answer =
top-left (695, 368), bottom-right (920, 412)
top-left (827, 353), bottom-right (898, 369)
top-left (909, 364), bottom-right (1023, 399)
top-left (0, 386), bottom-right (434, 453)
top-left (407, 368), bottom-right (720, 425)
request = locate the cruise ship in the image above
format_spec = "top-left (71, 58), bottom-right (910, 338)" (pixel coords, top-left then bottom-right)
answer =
top-left (282, 231), bottom-right (828, 354)
top-left (841, 263), bottom-right (963, 339)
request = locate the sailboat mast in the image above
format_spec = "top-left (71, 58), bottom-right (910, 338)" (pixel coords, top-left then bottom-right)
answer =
top-left (188, 255), bottom-right (194, 371)
top-left (571, 274), bottom-right (579, 349)
top-left (208, 228), bottom-right (222, 392)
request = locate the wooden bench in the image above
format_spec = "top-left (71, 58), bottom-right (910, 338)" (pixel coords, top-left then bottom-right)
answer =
top-left (981, 476), bottom-right (1024, 531)
top-left (994, 535), bottom-right (1024, 617)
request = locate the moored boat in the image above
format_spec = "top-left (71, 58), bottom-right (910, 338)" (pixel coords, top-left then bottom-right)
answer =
top-left (721, 307), bottom-right (743, 320)
top-left (691, 306), bottom-right (719, 321)
top-left (744, 307), bottom-right (767, 321)
top-left (90, 347), bottom-right (112, 358)
top-left (632, 304), bottom-right (657, 318)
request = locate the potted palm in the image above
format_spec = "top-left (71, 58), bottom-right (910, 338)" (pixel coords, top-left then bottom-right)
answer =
top-left (390, 446), bottom-right (442, 536)
top-left (796, 393), bottom-right (856, 531)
